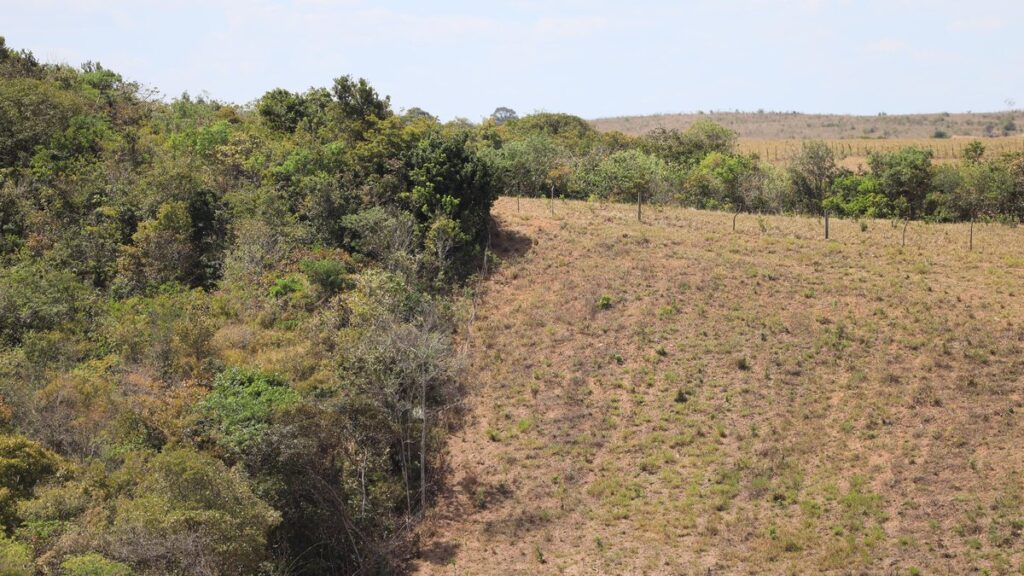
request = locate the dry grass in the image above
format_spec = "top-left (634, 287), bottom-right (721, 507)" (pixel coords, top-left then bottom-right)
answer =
top-left (414, 197), bottom-right (1024, 575)
top-left (736, 137), bottom-right (1024, 169)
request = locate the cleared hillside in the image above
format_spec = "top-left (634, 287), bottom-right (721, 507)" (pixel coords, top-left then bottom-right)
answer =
top-left (414, 197), bottom-right (1024, 575)
top-left (591, 110), bottom-right (1024, 139)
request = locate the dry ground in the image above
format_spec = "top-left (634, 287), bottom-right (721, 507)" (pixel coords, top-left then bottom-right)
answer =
top-left (413, 197), bottom-right (1024, 575)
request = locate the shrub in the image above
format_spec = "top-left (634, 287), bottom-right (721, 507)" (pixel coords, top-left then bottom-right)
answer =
top-left (300, 258), bottom-right (353, 297)
top-left (596, 295), bottom-right (613, 310)
top-left (108, 449), bottom-right (279, 576)
top-left (191, 368), bottom-right (299, 457)
top-left (0, 434), bottom-right (61, 531)
top-left (0, 535), bottom-right (32, 576)
top-left (269, 275), bottom-right (303, 299)
top-left (60, 553), bottom-right (133, 576)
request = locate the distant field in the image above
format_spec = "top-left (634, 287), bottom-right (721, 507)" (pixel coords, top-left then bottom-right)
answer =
top-left (591, 110), bottom-right (1024, 139)
top-left (737, 136), bottom-right (1024, 168)
top-left (590, 110), bottom-right (1024, 168)
top-left (416, 197), bottom-right (1024, 575)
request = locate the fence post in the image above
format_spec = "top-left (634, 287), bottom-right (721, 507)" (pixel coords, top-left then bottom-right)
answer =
top-left (733, 211), bottom-right (738, 232)
top-left (824, 210), bottom-right (830, 239)
top-left (637, 190), bottom-right (642, 222)
top-left (902, 219), bottom-right (908, 247)
top-left (969, 219), bottom-right (974, 251)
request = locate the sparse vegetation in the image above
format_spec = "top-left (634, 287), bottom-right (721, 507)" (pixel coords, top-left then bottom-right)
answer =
top-left (417, 197), bottom-right (1024, 575)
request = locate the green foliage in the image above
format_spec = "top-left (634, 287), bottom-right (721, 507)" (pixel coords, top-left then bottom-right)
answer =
top-left (60, 553), bottom-right (133, 576)
top-left (642, 120), bottom-right (737, 167)
top-left (586, 149), bottom-right (668, 203)
top-left (107, 449), bottom-right (279, 575)
top-left (0, 534), bottom-right (32, 576)
top-left (789, 141), bottom-right (838, 213)
top-left (0, 434), bottom-right (61, 531)
top-left (269, 275), bottom-right (303, 299)
top-left (0, 261), bottom-right (95, 346)
top-left (963, 140), bottom-right (985, 164)
top-left (192, 368), bottom-right (299, 457)
top-left (484, 134), bottom-right (561, 200)
top-left (299, 258), bottom-right (353, 296)
top-left (868, 147), bottom-right (933, 218)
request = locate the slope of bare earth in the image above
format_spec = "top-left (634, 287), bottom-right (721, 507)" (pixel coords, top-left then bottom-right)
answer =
top-left (590, 110), bottom-right (1024, 139)
top-left (413, 197), bottom-right (1024, 575)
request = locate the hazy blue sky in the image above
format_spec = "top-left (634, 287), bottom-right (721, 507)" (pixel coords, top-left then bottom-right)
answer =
top-left (4, 0), bottom-right (1022, 120)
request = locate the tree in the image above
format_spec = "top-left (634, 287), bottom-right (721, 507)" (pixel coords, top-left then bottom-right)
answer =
top-left (591, 149), bottom-right (668, 220)
top-left (642, 121), bottom-right (737, 167)
top-left (868, 147), bottom-right (934, 218)
top-left (484, 135), bottom-right (561, 211)
top-left (331, 75), bottom-right (391, 135)
top-left (0, 434), bottom-right (61, 531)
top-left (789, 141), bottom-right (838, 213)
top-left (257, 88), bottom-right (307, 133)
top-left (962, 140), bottom-right (985, 164)
top-left (491, 107), bottom-right (518, 125)
top-left (107, 449), bottom-right (280, 576)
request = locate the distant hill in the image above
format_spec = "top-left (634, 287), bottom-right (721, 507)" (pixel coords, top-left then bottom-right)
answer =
top-left (590, 110), bottom-right (1024, 139)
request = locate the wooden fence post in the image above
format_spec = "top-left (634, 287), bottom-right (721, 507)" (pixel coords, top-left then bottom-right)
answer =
top-left (969, 219), bottom-right (974, 251)
top-left (902, 219), bottom-right (908, 247)
top-left (824, 211), bottom-right (830, 239)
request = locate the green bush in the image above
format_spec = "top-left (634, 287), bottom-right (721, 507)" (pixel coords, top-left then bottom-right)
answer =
top-left (0, 434), bottom-right (61, 531)
top-left (299, 258), bottom-right (353, 296)
top-left (60, 553), bottom-right (133, 576)
top-left (269, 275), bottom-right (303, 299)
top-left (0, 535), bottom-right (32, 576)
top-left (192, 368), bottom-right (299, 456)
top-left (109, 449), bottom-right (279, 576)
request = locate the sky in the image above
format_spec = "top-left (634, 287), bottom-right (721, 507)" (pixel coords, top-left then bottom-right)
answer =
top-left (3, 0), bottom-right (1023, 121)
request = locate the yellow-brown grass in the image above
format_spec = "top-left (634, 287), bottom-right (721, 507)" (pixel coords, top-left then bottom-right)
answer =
top-left (737, 137), bottom-right (1024, 169)
top-left (414, 197), bottom-right (1024, 575)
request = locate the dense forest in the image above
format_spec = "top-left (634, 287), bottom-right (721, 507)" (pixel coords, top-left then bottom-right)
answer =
top-left (2, 37), bottom-right (1024, 576)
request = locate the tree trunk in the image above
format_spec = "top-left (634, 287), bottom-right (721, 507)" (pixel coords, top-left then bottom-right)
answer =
top-left (420, 379), bottom-right (427, 513)
top-left (902, 219), bottom-right (908, 247)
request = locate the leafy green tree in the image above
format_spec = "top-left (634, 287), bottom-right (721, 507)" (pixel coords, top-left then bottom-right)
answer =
top-left (108, 449), bottom-right (279, 576)
top-left (588, 149), bottom-right (668, 219)
top-left (684, 151), bottom-right (759, 210)
top-left (0, 261), bottom-right (95, 346)
top-left (484, 134), bottom-right (561, 210)
top-left (491, 107), bottom-right (518, 125)
top-left (868, 147), bottom-right (934, 218)
top-left (963, 140), bottom-right (985, 164)
top-left (0, 434), bottom-right (61, 531)
top-left (789, 141), bottom-right (838, 213)
top-left (331, 75), bottom-right (391, 136)
top-left (642, 121), bottom-right (737, 167)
